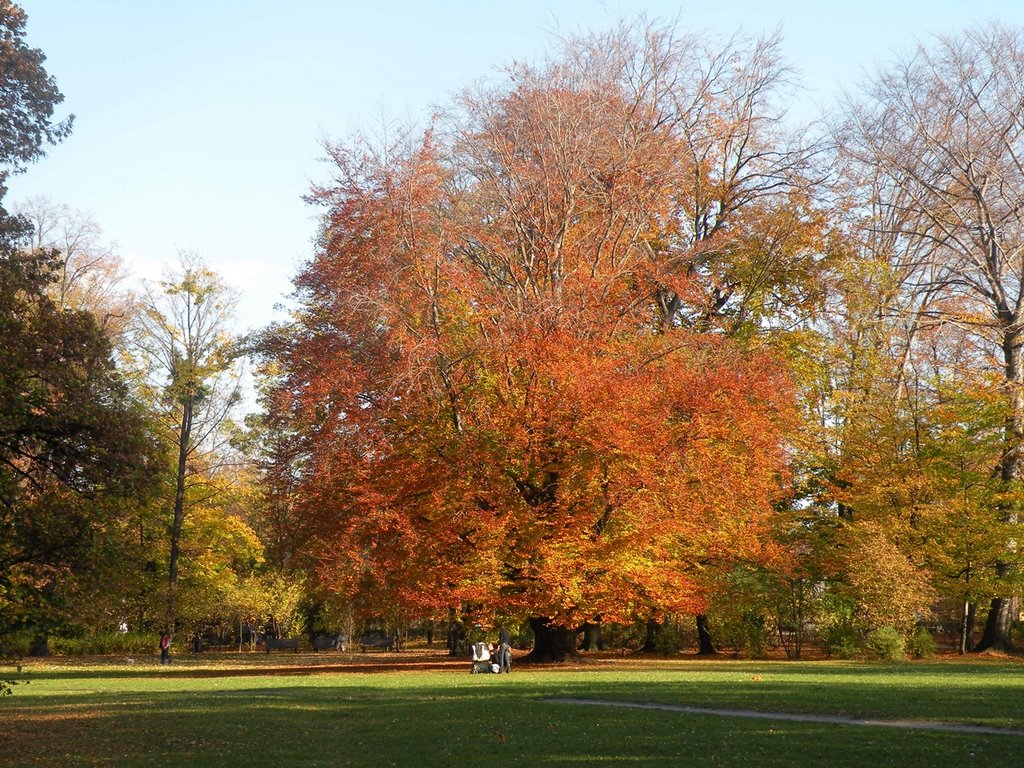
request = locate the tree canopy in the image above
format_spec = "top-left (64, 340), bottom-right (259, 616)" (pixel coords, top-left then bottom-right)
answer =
top-left (0, 248), bottom-right (157, 649)
top-left (0, 0), bottom-right (71, 200)
top-left (261, 23), bottom-right (803, 659)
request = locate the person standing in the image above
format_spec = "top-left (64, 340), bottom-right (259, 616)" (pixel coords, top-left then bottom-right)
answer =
top-left (497, 624), bottom-right (511, 673)
top-left (159, 631), bottom-right (171, 665)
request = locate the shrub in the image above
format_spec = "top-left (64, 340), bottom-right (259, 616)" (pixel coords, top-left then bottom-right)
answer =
top-left (712, 612), bottom-right (774, 658)
top-left (908, 627), bottom-right (936, 659)
top-left (49, 632), bottom-right (158, 656)
top-left (0, 632), bottom-right (33, 658)
top-left (865, 626), bottom-right (906, 662)
top-left (842, 525), bottom-right (937, 634)
top-left (600, 621), bottom-right (649, 652)
top-left (823, 625), bottom-right (862, 659)
top-left (652, 620), bottom-right (688, 656)
top-left (705, 567), bottom-right (783, 658)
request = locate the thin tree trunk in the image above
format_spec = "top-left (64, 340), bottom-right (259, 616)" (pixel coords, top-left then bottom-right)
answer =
top-left (959, 613), bottom-right (967, 656)
top-left (166, 396), bottom-right (193, 625)
top-left (959, 600), bottom-right (976, 654)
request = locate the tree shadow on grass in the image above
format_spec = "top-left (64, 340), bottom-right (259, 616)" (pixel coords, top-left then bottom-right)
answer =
top-left (3, 677), bottom-right (1018, 768)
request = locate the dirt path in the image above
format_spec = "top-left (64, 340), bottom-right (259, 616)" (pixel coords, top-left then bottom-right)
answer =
top-left (546, 697), bottom-right (1024, 737)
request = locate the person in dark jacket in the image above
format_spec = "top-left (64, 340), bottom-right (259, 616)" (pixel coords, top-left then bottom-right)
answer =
top-left (497, 624), bottom-right (511, 673)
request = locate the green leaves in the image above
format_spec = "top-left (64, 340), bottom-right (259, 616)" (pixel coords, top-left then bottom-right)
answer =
top-left (0, 0), bottom-right (73, 176)
top-left (0, 248), bottom-right (158, 647)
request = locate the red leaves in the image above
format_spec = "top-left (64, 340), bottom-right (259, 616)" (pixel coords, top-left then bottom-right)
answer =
top-left (266, 44), bottom-right (800, 626)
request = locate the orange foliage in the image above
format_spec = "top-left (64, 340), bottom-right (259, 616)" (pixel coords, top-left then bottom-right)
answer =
top-left (265, 36), bottom-right (802, 628)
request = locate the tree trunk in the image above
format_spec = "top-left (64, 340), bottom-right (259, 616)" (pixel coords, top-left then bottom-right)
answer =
top-left (166, 396), bottom-right (193, 625)
top-left (641, 619), bottom-right (659, 653)
top-left (837, 502), bottom-right (854, 522)
top-left (695, 614), bottom-right (717, 656)
top-left (522, 617), bottom-right (578, 662)
top-left (959, 600), bottom-right (976, 654)
top-left (978, 331), bottom-right (1024, 652)
top-left (28, 633), bottom-right (49, 657)
top-left (976, 595), bottom-right (1019, 653)
top-left (579, 619), bottom-right (602, 651)
top-left (446, 617), bottom-right (466, 657)
top-left (28, 580), bottom-right (56, 657)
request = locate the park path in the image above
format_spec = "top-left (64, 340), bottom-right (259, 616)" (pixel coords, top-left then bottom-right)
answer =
top-left (546, 697), bottom-right (1024, 737)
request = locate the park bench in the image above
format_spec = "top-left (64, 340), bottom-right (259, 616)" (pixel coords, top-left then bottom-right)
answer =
top-left (264, 637), bottom-right (299, 653)
top-left (359, 634), bottom-right (398, 652)
top-left (312, 634), bottom-right (347, 652)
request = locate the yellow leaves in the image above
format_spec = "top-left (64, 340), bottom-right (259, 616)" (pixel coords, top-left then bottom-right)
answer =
top-left (183, 501), bottom-right (264, 566)
top-left (840, 523), bottom-right (937, 633)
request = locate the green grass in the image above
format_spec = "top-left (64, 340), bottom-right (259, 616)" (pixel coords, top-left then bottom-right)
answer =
top-left (2, 652), bottom-right (1023, 767)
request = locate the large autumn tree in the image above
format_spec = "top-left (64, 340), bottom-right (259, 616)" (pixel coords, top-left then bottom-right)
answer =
top-left (263, 23), bottom-right (798, 661)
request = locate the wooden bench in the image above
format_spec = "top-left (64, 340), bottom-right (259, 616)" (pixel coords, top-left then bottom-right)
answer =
top-left (359, 634), bottom-right (398, 652)
top-left (265, 637), bottom-right (299, 653)
top-left (312, 634), bottom-right (347, 652)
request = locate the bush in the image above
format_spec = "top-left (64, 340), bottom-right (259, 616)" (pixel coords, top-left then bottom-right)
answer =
top-left (49, 632), bottom-right (159, 656)
top-left (908, 627), bottom-right (936, 659)
top-left (865, 626), bottom-right (906, 662)
top-left (0, 632), bottom-right (33, 658)
top-left (599, 621), bottom-right (649, 652)
top-left (652, 620), bottom-right (688, 656)
top-left (707, 612), bottom-right (773, 658)
top-left (843, 526), bottom-right (938, 634)
top-left (705, 568), bottom-right (782, 658)
top-left (823, 625), bottom-right (862, 659)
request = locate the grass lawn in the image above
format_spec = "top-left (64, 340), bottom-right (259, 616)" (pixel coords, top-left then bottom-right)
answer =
top-left (2, 650), bottom-right (1022, 767)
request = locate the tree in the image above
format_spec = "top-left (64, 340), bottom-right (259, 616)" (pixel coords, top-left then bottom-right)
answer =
top-left (262, 22), bottom-right (798, 661)
top-left (0, 248), bottom-right (157, 655)
top-left (837, 23), bottom-right (1024, 650)
top-left (133, 254), bottom-right (242, 626)
top-left (637, 28), bottom-right (827, 337)
top-left (537, 22), bottom-right (830, 654)
top-left (0, 3), bottom-right (96, 682)
top-left (0, 0), bottom-right (72, 188)
top-left (175, 479), bottom-right (265, 639)
top-left (15, 196), bottom-right (132, 342)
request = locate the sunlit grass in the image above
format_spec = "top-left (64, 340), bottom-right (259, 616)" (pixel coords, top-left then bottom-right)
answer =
top-left (2, 653), bottom-right (1022, 767)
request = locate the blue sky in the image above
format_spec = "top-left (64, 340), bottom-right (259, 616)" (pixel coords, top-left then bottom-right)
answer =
top-left (10, 1), bottom-right (1024, 334)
